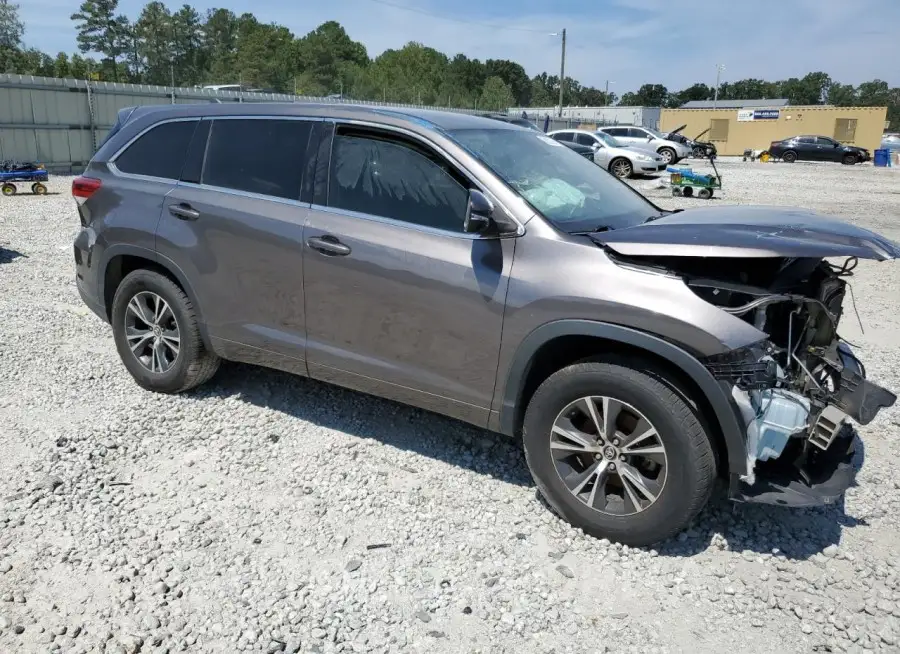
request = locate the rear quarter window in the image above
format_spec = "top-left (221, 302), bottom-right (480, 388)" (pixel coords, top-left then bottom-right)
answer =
top-left (113, 120), bottom-right (199, 180)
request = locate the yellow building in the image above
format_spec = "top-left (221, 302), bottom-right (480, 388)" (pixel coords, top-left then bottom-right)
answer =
top-left (659, 105), bottom-right (888, 155)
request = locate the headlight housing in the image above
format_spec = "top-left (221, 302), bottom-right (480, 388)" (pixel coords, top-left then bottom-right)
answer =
top-left (635, 154), bottom-right (652, 161)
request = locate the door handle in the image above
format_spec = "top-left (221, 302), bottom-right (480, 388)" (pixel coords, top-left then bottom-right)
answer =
top-left (307, 235), bottom-right (351, 257)
top-left (169, 203), bottom-right (200, 221)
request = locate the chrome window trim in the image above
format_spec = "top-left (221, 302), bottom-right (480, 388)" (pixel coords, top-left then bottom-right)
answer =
top-left (174, 180), bottom-right (310, 208)
top-left (328, 118), bottom-right (526, 237)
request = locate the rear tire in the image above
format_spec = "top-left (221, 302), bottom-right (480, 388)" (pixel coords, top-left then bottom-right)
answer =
top-left (1, 183), bottom-right (16, 196)
top-left (782, 150), bottom-right (797, 163)
top-left (682, 186), bottom-right (694, 197)
top-left (658, 147), bottom-right (676, 164)
top-left (698, 188), bottom-right (712, 199)
top-left (32, 182), bottom-right (47, 195)
top-left (111, 269), bottom-right (220, 394)
top-left (522, 360), bottom-right (716, 547)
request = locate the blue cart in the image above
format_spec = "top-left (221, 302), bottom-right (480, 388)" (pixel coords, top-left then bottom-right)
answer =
top-left (1, 164), bottom-right (50, 196)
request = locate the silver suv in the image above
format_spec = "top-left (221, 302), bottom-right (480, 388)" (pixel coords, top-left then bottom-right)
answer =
top-left (73, 103), bottom-right (898, 546)
top-left (598, 125), bottom-right (691, 164)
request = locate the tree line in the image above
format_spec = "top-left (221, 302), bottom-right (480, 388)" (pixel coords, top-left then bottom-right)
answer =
top-left (1, 0), bottom-right (898, 128)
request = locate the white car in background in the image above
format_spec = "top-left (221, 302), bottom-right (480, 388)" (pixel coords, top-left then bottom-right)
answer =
top-left (597, 125), bottom-right (691, 164)
top-left (548, 129), bottom-right (667, 178)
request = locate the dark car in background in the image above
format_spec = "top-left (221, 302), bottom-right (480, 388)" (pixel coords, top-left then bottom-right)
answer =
top-left (768, 135), bottom-right (869, 165)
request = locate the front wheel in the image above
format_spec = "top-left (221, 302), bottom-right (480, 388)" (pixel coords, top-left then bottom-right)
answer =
top-left (1, 183), bottom-right (16, 196)
top-left (111, 269), bottom-right (220, 393)
top-left (522, 361), bottom-right (716, 546)
top-left (841, 153), bottom-right (858, 165)
top-left (609, 157), bottom-right (633, 178)
top-left (32, 182), bottom-right (47, 195)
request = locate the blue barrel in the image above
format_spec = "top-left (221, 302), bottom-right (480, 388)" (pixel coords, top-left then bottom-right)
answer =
top-left (873, 149), bottom-right (890, 167)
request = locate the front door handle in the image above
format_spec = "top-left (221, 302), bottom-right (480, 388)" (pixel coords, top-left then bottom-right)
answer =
top-left (169, 203), bottom-right (200, 221)
top-left (307, 235), bottom-right (351, 257)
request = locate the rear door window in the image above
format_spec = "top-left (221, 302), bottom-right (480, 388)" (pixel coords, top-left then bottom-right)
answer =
top-left (604, 127), bottom-right (627, 137)
top-left (203, 118), bottom-right (313, 200)
top-left (114, 120), bottom-right (198, 179)
top-left (551, 132), bottom-right (573, 142)
top-left (627, 128), bottom-right (649, 138)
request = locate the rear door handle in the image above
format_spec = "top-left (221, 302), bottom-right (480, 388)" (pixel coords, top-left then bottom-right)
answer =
top-left (169, 203), bottom-right (200, 221)
top-left (307, 235), bottom-right (351, 257)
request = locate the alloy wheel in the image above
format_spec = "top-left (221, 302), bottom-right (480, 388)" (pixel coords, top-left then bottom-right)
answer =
top-left (124, 291), bottom-right (180, 374)
top-left (612, 159), bottom-right (632, 178)
top-left (549, 396), bottom-right (667, 516)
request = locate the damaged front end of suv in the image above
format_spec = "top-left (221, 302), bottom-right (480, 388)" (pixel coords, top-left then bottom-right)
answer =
top-left (593, 206), bottom-right (899, 508)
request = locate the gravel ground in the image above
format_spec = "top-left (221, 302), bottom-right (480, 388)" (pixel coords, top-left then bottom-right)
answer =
top-left (2, 160), bottom-right (900, 654)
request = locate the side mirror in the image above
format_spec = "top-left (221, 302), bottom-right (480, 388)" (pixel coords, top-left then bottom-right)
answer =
top-left (464, 189), bottom-right (494, 234)
top-left (591, 143), bottom-right (601, 151)
top-left (647, 134), bottom-right (653, 141)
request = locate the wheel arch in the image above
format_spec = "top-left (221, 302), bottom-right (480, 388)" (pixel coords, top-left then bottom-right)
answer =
top-left (496, 320), bottom-right (748, 476)
top-left (100, 245), bottom-right (212, 349)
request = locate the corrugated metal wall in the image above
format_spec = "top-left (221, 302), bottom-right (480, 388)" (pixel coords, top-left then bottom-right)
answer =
top-left (0, 74), bottom-right (484, 172)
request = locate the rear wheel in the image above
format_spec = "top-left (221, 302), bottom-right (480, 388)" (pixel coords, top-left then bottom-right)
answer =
top-left (782, 150), bottom-right (797, 163)
top-left (111, 269), bottom-right (220, 393)
top-left (1, 183), bottom-right (16, 196)
top-left (522, 361), bottom-right (716, 546)
top-left (658, 147), bottom-right (676, 164)
top-left (609, 157), bottom-right (633, 178)
top-left (682, 186), bottom-right (694, 197)
top-left (698, 188), bottom-right (712, 199)
top-left (31, 182), bottom-right (47, 195)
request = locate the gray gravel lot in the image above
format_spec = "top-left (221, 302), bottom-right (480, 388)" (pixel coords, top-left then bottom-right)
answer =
top-left (2, 159), bottom-right (900, 654)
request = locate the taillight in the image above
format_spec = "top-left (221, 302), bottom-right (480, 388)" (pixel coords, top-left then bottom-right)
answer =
top-left (72, 176), bottom-right (101, 206)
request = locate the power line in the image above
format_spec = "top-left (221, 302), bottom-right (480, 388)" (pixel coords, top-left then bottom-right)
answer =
top-left (363, 0), bottom-right (555, 34)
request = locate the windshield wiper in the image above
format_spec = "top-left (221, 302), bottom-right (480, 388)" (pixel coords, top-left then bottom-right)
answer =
top-left (643, 208), bottom-right (683, 224)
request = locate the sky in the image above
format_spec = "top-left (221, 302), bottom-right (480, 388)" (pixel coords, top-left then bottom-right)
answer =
top-left (16, 0), bottom-right (900, 94)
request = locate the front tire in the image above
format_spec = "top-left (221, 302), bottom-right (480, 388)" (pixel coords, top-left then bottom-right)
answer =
top-left (522, 361), bottom-right (716, 546)
top-left (609, 157), bottom-right (633, 178)
top-left (111, 269), bottom-right (220, 394)
top-left (841, 153), bottom-right (858, 165)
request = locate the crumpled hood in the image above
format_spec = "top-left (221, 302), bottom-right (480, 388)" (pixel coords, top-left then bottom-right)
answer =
top-left (590, 205), bottom-right (900, 260)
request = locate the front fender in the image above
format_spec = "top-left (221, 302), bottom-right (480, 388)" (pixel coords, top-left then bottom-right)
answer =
top-left (496, 319), bottom-right (749, 476)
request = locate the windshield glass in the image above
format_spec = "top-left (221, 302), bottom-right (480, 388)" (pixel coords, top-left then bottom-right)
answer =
top-left (448, 128), bottom-right (658, 232)
top-left (643, 127), bottom-right (665, 139)
top-left (594, 131), bottom-right (623, 148)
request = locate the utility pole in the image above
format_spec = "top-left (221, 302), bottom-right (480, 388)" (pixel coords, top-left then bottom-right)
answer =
top-left (605, 80), bottom-right (614, 105)
top-left (558, 28), bottom-right (566, 117)
top-left (713, 64), bottom-right (725, 108)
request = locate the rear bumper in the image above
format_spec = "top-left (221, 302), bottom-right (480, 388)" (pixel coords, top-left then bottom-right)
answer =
top-left (74, 227), bottom-right (107, 323)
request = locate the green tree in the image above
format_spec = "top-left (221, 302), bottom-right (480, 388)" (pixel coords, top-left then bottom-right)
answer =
top-left (70, 53), bottom-right (92, 79)
top-left (202, 8), bottom-right (238, 83)
top-left (295, 21), bottom-right (368, 96)
top-left (369, 42), bottom-right (449, 105)
top-left (53, 52), bottom-right (71, 77)
top-left (70, 0), bottom-right (131, 81)
top-left (856, 79), bottom-right (890, 106)
top-left (170, 4), bottom-right (203, 85)
top-left (0, 0), bottom-right (24, 49)
top-left (135, 1), bottom-right (171, 84)
top-left (484, 59), bottom-right (530, 106)
top-left (827, 83), bottom-right (856, 106)
top-left (480, 75), bottom-right (514, 111)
